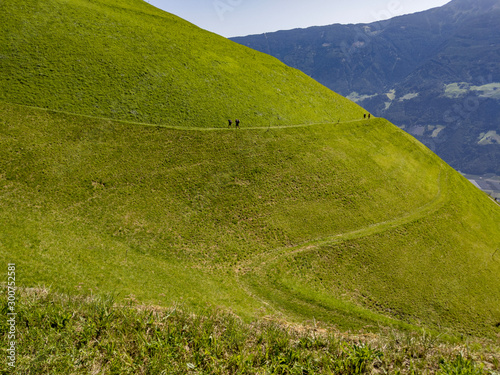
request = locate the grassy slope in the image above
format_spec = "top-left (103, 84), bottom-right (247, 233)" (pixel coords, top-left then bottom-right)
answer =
top-left (0, 0), bottom-right (363, 127)
top-left (0, 0), bottom-right (499, 342)
top-left (1, 102), bottom-right (499, 339)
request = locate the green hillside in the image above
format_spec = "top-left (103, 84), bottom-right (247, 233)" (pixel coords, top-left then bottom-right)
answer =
top-left (1, 0), bottom-right (499, 352)
top-left (0, 0), bottom-right (362, 127)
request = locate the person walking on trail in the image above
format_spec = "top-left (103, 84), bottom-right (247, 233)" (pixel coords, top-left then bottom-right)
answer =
top-left (235, 119), bottom-right (240, 128)
top-left (228, 119), bottom-right (232, 127)
top-left (368, 113), bottom-right (371, 119)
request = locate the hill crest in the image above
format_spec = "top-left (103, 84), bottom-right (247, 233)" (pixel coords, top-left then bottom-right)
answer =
top-left (0, 0), bottom-right (364, 128)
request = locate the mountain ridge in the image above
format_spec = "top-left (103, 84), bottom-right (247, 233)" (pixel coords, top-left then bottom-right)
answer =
top-left (231, 0), bottom-right (500, 176)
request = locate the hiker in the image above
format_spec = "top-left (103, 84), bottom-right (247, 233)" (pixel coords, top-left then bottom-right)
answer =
top-left (364, 114), bottom-right (366, 119)
top-left (235, 119), bottom-right (240, 128)
top-left (368, 113), bottom-right (371, 119)
top-left (228, 119), bottom-right (232, 127)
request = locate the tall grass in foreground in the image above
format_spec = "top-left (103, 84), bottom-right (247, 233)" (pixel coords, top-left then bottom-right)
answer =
top-left (1, 287), bottom-right (498, 374)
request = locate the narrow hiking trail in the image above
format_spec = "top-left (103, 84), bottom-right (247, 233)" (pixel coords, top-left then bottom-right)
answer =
top-left (0, 101), bottom-right (371, 131)
top-left (233, 168), bottom-right (449, 323)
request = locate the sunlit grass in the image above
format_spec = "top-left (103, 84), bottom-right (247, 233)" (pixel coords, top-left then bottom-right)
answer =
top-left (2, 287), bottom-right (498, 374)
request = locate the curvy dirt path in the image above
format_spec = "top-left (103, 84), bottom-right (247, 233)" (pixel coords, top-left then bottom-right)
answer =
top-left (233, 168), bottom-right (449, 320)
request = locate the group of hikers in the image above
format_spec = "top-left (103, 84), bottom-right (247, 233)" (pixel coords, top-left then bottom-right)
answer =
top-left (228, 119), bottom-right (240, 128)
top-left (226, 114), bottom-right (370, 128)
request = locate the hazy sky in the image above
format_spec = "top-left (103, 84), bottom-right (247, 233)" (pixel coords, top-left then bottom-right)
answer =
top-left (145, 0), bottom-right (452, 37)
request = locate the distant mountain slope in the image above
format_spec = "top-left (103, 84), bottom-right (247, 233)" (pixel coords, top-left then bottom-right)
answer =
top-left (0, 0), bottom-right (363, 127)
top-left (0, 0), bottom-right (499, 340)
top-left (231, 0), bottom-right (500, 175)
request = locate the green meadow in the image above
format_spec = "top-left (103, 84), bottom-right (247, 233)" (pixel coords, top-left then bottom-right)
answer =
top-left (0, 0), bottom-right (499, 372)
